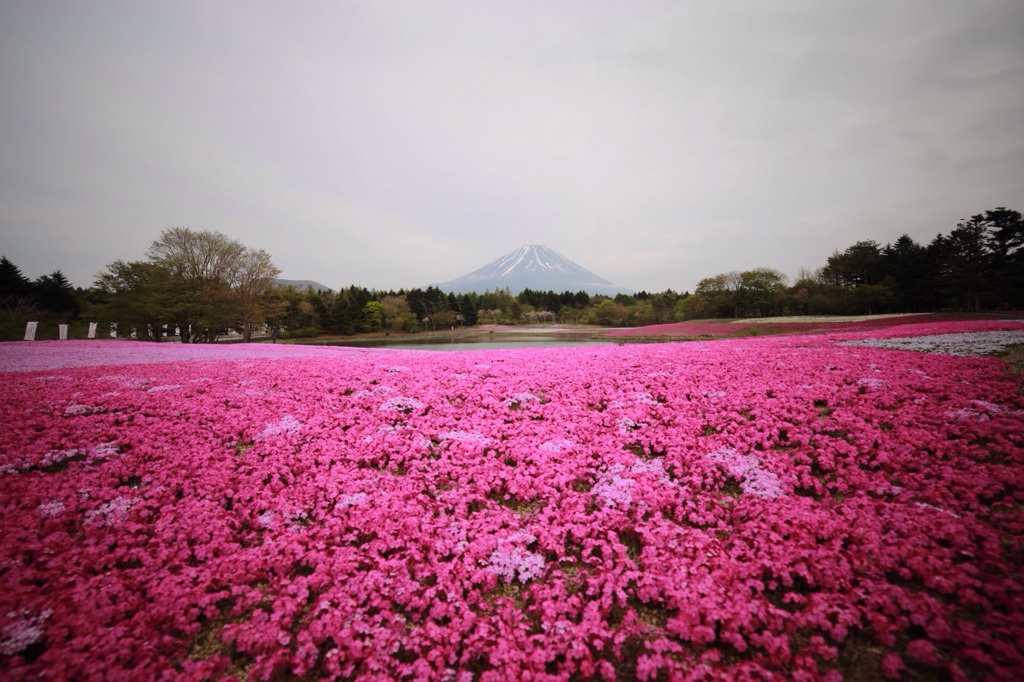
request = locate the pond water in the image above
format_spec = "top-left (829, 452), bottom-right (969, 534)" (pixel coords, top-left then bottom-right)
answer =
top-left (317, 335), bottom-right (618, 351)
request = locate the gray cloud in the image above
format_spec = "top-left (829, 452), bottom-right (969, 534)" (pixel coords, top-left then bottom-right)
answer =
top-left (2, 0), bottom-right (1021, 293)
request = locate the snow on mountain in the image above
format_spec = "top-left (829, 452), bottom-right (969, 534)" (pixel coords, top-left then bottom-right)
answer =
top-left (433, 245), bottom-right (633, 296)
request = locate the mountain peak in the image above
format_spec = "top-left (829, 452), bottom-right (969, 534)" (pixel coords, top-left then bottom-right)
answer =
top-left (433, 245), bottom-right (632, 296)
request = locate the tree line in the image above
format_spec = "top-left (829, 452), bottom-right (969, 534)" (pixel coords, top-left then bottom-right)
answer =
top-left (2, 228), bottom-right (280, 342)
top-left (256, 205), bottom-right (1024, 334)
top-left (683, 206), bottom-right (1022, 319)
top-left (0, 259), bottom-right (80, 322)
top-left (1, 207), bottom-right (1020, 341)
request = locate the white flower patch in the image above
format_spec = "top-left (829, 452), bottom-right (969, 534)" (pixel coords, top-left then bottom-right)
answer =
top-left (64, 403), bottom-right (95, 416)
top-left (630, 458), bottom-right (668, 479)
top-left (438, 430), bottom-right (491, 446)
top-left (488, 532), bottom-right (545, 583)
top-left (85, 496), bottom-right (136, 526)
top-left (40, 448), bottom-right (82, 468)
top-left (857, 378), bottom-right (887, 388)
top-left (0, 456), bottom-right (29, 475)
top-left (945, 408), bottom-right (988, 422)
top-left (441, 668), bottom-right (476, 682)
top-left (89, 443), bottom-right (120, 460)
top-left (541, 619), bottom-right (575, 635)
top-left (438, 520), bottom-right (470, 556)
top-left (971, 400), bottom-right (1006, 415)
top-left (256, 415), bottom-right (302, 440)
top-left (98, 376), bottom-right (152, 390)
top-left (592, 465), bottom-right (635, 508)
top-left (146, 384), bottom-right (182, 393)
top-left (540, 439), bottom-right (573, 453)
top-left (379, 396), bottom-right (423, 412)
top-left (873, 483), bottom-right (904, 497)
top-left (353, 386), bottom-right (394, 398)
top-left (38, 500), bottom-right (65, 517)
top-left (617, 417), bottom-right (639, 434)
top-left (335, 493), bottom-right (368, 509)
top-left (916, 502), bottom-right (961, 518)
top-left (592, 459), bottom-right (672, 510)
top-left (708, 448), bottom-right (784, 499)
top-left (0, 608), bottom-right (53, 655)
top-left (504, 392), bottom-right (540, 407)
top-left (283, 509), bottom-right (309, 530)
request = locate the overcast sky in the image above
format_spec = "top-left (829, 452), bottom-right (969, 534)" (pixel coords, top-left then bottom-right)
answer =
top-left (2, 1), bottom-right (1022, 293)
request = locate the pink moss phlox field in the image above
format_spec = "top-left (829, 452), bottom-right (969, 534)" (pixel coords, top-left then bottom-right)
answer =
top-left (0, 339), bottom-right (349, 373)
top-left (607, 313), bottom-right (1018, 339)
top-left (1, 322), bottom-right (1022, 680)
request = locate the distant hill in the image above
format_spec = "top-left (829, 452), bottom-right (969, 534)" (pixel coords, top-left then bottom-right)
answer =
top-left (433, 245), bottom-right (632, 296)
top-left (274, 279), bottom-right (334, 292)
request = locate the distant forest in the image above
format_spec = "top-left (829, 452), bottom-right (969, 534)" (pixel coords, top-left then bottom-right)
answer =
top-left (2, 207), bottom-right (1021, 340)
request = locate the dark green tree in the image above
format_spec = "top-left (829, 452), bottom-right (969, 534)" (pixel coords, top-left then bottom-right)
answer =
top-left (34, 270), bottom-right (80, 318)
top-left (982, 207), bottom-right (1024, 308)
top-left (0, 256), bottom-right (34, 309)
top-left (823, 241), bottom-right (883, 289)
top-left (881, 235), bottom-right (929, 311)
top-left (456, 293), bottom-right (479, 326)
top-left (938, 217), bottom-right (990, 311)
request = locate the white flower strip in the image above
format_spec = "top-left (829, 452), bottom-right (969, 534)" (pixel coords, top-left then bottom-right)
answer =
top-left (842, 329), bottom-right (1024, 356)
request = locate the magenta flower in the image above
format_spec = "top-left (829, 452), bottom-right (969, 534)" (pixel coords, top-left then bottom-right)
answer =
top-left (1, 321), bottom-right (1022, 680)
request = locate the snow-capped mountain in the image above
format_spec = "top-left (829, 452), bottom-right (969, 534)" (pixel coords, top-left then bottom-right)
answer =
top-left (433, 245), bottom-right (632, 296)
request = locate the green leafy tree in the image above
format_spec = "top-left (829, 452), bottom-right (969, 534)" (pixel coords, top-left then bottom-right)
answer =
top-left (685, 273), bottom-right (734, 319)
top-left (379, 295), bottom-right (412, 332)
top-left (265, 285), bottom-right (317, 338)
top-left (362, 300), bottom-right (385, 332)
top-left (147, 228), bottom-right (246, 341)
top-left (92, 260), bottom-right (180, 340)
top-left (94, 227), bottom-right (282, 342)
top-left (589, 298), bottom-right (629, 326)
top-left (738, 268), bottom-right (786, 317)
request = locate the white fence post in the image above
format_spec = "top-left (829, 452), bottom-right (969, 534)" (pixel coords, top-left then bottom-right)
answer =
top-left (88, 322), bottom-right (97, 339)
top-left (58, 324), bottom-right (68, 340)
top-left (24, 321), bottom-right (38, 341)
